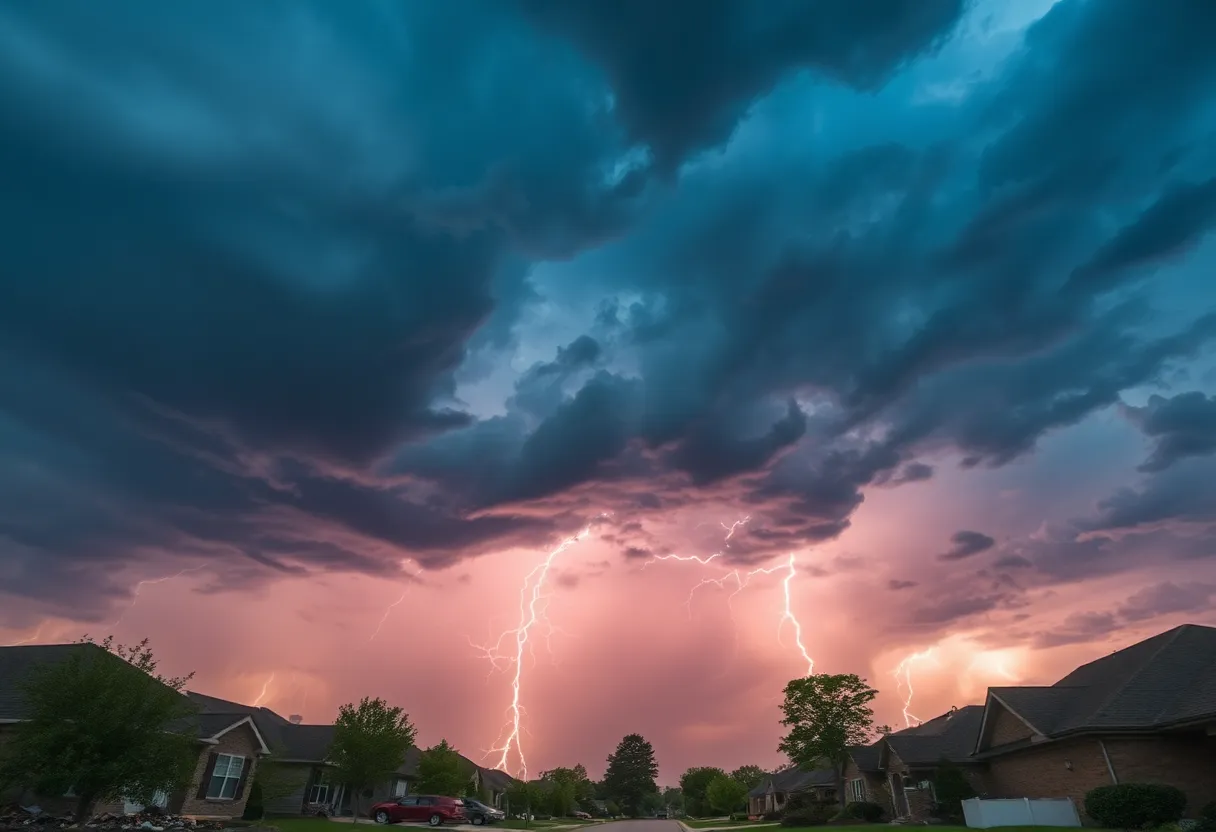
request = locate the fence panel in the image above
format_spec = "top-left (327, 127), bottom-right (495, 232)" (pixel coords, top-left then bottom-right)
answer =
top-left (962, 797), bottom-right (1081, 828)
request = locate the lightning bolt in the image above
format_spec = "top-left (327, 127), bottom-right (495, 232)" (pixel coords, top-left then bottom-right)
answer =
top-left (475, 521), bottom-right (600, 780)
top-left (252, 672), bottom-right (275, 707)
top-left (645, 518), bottom-right (814, 675)
top-left (894, 648), bottom-right (937, 727)
top-left (370, 562), bottom-right (422, 641)
top-left (111, 564), bottom-right (206, 629)
top-left (9, 624), bottom-right (45, 646)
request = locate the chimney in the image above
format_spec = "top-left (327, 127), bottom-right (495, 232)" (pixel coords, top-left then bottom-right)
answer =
top-left (289, 714), bottom-right (303, 725)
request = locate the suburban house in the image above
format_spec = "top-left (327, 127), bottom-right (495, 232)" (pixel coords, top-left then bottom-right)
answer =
top-left (0, 644), bottom-right (271, 821)
top-left (746, 765), bottom-right (837, 816)
top-left (0, 644), bottom-right (517, 821)
top-left (188, 691), bottom-right (517, 815)
top-left (973, 622), bottom-right (1216, 816)
top-left (758, 624), bottom-right (1216, 824)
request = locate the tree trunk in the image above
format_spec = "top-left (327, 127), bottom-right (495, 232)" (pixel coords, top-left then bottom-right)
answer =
top-left (352, 789), bottom-right (359, 824)
top-left (74, 793), bottom-right (96, 824)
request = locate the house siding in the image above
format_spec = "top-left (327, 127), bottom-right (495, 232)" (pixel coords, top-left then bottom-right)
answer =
top-left (177, 723), bottom-right (261, 819)
top-left (841, 757), bottom-right (891, 815)
top-left (988, 702), bottom-right (1037, 747)
top-left (262, 762), bottom-right (313, 816)
top-left (984, 731), bottom-right (1216, 817)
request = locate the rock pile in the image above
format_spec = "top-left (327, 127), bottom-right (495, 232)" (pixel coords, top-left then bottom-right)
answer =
top-left (0, 807), bottom-right (230, 832)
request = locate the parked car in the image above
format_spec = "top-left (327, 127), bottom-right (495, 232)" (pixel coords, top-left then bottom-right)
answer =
top-left (461, 798), bottom-right (506, 826)
top-left (370, 795), bottom-right (467, 827)
top-left (655, 811), bottom-right (669, 819)
top-left (571, 812), bottom-right (591, 820)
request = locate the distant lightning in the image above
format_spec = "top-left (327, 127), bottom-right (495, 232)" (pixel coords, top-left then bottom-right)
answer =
top-left (646, 517), bottom-right (815, 676)
top-left (9, 625), bottom-right (45, 646)
top-left (370, 562), bottom-right (422, 641)
top-left (474, 519), bottom-right (602, 780)
top-left (894, 648), bottom-right (937, 727)
top-left (252, 672), bottom-right (275, 707)
top-left (111, 564), bottom-right (206, 629)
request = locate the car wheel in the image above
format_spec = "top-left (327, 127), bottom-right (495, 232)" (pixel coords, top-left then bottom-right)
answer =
top-left (375, 812), bottom-right (389, 825)
top-left (472, 817), bottom-right (484, 826)
top-left (429, 814), bottom-right (443, 827)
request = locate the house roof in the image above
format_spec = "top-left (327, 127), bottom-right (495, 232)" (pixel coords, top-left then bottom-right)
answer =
top-left (985, 624), bottom-right (1216, 743)
top-left (747, 765), bottom-right (835, 797)
top-left (883, 705), bottom-right (986, 766)
top-left (0, 644), bottom-right (119, 720)
top-left (847, 742), bottom-right (884, 772)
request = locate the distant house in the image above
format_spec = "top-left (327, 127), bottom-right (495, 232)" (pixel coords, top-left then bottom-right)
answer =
top-left (0, 645), bottom-right (271, 821)
top-left (0, 644), bottom-right (516, 821)
top-left (746, 766), bottom-right (836, 817)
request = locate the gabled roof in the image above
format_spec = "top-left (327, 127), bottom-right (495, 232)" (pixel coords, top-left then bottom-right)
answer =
top-left (847, 742), bottom-right (883, 772)
top-left (883, 705), bottom-right (985, 766)
top-left (747, 765), bottom-right (835, 797)
top-left (979, 624), bottom-right (1216, 751)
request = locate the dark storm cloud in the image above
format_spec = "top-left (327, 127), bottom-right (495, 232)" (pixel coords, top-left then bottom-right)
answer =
top-left (938, 530), bottom-right (996, 561)
top-left (518, 0), bottom-right (968, 171)
top-left (887, 579), bottom-right (918, 591)
top-left (1124, 392), bottom-right (1216, 472)
top-left (1030, 612), bottom-right (1116, 649)
top-left (4, 0), bottom-right (1216, 620)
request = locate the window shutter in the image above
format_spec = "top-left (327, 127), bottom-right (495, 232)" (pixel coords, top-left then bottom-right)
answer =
top-left (197, 753), bottom-right (219, 799)
top-left (233, 758), bottom-right (251, 800)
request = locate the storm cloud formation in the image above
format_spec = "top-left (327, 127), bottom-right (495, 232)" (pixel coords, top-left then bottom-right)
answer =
top-left (2, 0), bottom-right (1216, 636)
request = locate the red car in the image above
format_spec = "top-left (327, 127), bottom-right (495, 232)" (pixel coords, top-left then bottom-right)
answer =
top-left (370, 795), bottom-right (467, 827)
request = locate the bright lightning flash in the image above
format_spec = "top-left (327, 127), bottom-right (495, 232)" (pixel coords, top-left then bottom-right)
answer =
top-left (646, 517), bottom-right (815, 676)
top-left (111, 564), bottom-right (207, 629)
top-left (474, 521), bottom-right (600, 779)
top-left (894, 648), bottom-right (938, 727)
top-left (252, 672), bottom-right (276, 707)
top-left (371, 562), bottom-right (422, 641)
top-left (9, 625), bottom-right (46, 647)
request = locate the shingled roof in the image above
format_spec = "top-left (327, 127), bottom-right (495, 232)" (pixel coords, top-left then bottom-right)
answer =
top-left (984, 623), bottom-right (1216, 744)
top-left (883, 705), bottom-right (986, 766)
top-left (847, 741), bottom-right (883, 772)
top-left (746, 766), bottom-right (836, 798)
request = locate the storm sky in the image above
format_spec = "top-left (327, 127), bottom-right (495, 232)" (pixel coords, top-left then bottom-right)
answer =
top-left (3, 0), bottom-right (1216, 784)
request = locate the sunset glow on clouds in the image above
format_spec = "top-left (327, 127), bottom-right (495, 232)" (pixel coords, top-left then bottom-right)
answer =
top-left (3, 0), bottom-right (1216, 787)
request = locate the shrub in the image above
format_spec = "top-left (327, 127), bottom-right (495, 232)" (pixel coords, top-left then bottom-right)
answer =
top-left (1196, 801), bottom-right (1216, 832)
top-left (1084, 783), bottom-right (1187, 829)
top-left (843, 801), bottom-right (885, 822)
top-left (241, 781), bottom-right (265, 820)
top-left (781, 797), bottom-right (836, 828)
top-left (763, 811), bottom-right (782, 821)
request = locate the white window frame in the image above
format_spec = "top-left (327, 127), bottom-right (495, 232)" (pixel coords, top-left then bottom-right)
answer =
top-left (394, 780), bottom-right (409, 798)
top-left (848, 779), bottom-right (866, 803)
top-left (206, 753), bottom-right (245, 800)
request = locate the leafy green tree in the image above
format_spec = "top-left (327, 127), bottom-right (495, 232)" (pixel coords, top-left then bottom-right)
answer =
top-left (641, 790), bottom-right (665, 815)
top-left (605, 799), bottom-right (620, 817)
top-left (778, 673), bottom-right (878, 808)
top-left (706, 775), bottom-right (748, 816)
top-left (875, 724), bottom-right (894, 737)
top-left (506, 780), bottom-right (545, 825)
top-left (0, 637), bottom-right (199, 822)
top-left (662, 786), bottom-right (684, 812)
top-left (415, 739), bottom-right (471, 797)
top-left (932, 758), bottom-right (976, 821)
top-left (603, 734), bottom-right (659, 817)
top-left (679, 767), bottom-right (726, 817)
top-left (328, 697), bottom-right (417, 823)
top-left (729, 766), bottom-right (767, 791)
top-left (539, 766), bottom-right (593, 816)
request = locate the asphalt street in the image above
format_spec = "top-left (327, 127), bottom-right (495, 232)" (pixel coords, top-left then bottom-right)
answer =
top-left (594, 821), bottom-right (683, 832)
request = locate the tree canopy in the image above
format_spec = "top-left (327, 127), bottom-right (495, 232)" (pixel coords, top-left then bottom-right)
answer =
top-left (328, 697), bottom-right (416, 822)
top-left (729, 765), bottom-right (768, 791)
top-left (539, 765), bottom-right (596, 815)
top-left (679, 766), bottom-right (726, 817)
top-left (602, 734), bottom-right (659, 816)
top-left (706, 774), bottom-right (749, 816)
top-left (778, 673), bottom-right (877, 807)
top-left (0, 637), bottom-right (199, 821)
top-left (414, 739), bottom-right (470, 797)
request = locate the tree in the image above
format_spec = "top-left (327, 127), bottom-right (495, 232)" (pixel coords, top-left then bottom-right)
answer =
top-left (244, 746), bottom-right (309, 820)
top-left (641, 790), bottom-right (665, 815)
top-left (602, 734), bottom-right (659, 817)
top-left (778, 673), bottom-right (877, 808)
top-left (932, 758), bottom-right (976, 822)
top-left (415, 739), bottom-right (471, 797)
top-left (506, 780), bottom-right (545, 825)
top-left (706, 775), bottom-right (748, 816)
top-left (539, 766), bottom-right (594, 816)
top-left (679, 767), bottom-right (726, 818)
top-left (0, 637), bottom-right (199, 822)
top-left (729, 766), bottom-right (767, 791)
top-left (662, 786), bottom-right (684, 812)
top-left (875, 725), bottom-right (893, 737)
top-left (328, 697), bottom-right (416, 823)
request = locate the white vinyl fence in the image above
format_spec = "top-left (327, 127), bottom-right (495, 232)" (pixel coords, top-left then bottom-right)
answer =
top-left (962, 797), bottom-right (1081, 828)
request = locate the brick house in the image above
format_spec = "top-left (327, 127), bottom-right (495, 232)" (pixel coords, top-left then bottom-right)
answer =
top-left (746, 766), bottom-right (837, 816)
top-left (187, 692), bottom-right (517, 816)
top-left (974, 623), bottom-right (1216, 817)
top-left (840, 742), bottom-right (890, 813)
top-left (879, 705), bottom-right (987, 820)
top-left (0, 645), bottom-right (270, 821)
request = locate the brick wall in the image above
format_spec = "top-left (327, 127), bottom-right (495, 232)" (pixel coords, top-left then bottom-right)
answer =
top-left (988, 702), bottom-right (1038, 747)
top-left (177, 722), bottom-right (261, 819)
top-left (1104, 734), bottom-right (1216, 815)
top-left (841, 757), bottom-right (893, 815)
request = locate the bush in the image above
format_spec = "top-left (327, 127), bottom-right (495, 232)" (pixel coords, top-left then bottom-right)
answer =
top-left (1196, 801), bottom-right (1216, 832)
top-left (1084, 783), bottom-right (1187, 829)
top-left (763, 811), bottom-right (782, 821)
top-left (241, 781), bottom-right (265, 820)
top-left (843, 801), bottom-right (885, 822)
top-left (781, 797), bottom-right (837, 828)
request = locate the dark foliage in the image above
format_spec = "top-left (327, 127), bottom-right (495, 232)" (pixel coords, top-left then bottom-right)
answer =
top-left (1195, 800), bottom-right (1216, 832)
top-left (1084, 783), bottom-right (1187, 830)
top-left (843, 801), bottom-right (885, 822)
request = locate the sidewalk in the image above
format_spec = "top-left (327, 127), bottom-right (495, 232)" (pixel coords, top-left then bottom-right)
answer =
top-left (678, 824), bottom-right (779, 832)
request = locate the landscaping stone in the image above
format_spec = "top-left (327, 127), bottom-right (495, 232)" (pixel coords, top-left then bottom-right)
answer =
top-left (0, 806), bottom-right (229, 832)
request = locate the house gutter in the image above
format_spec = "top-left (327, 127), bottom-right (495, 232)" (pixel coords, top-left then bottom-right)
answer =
top-left (1098, 740), bottom-right (1118, 785)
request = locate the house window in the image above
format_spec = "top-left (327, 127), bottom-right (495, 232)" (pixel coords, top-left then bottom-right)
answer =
top-left (206, 754), bottom-right (245, 800)
top-left (394, 780), bottom-right (409, 798)
top-left (308, 775), bottom-right (330, 805)
top-left (848, 779), bottom-right (866, 803)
